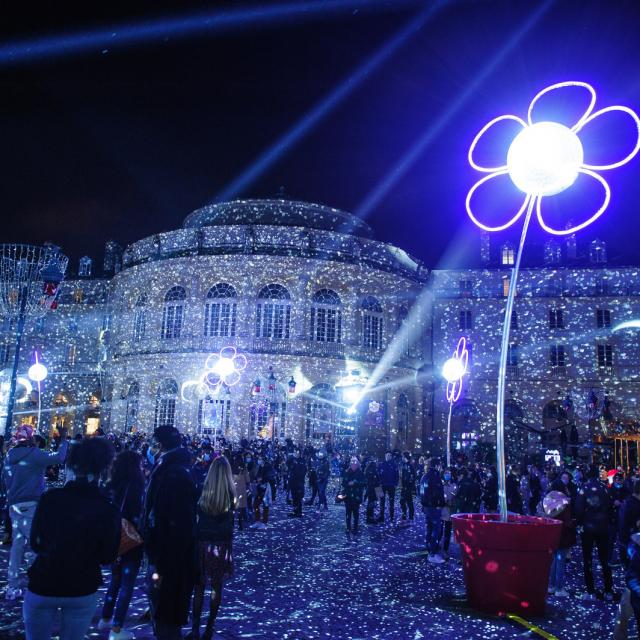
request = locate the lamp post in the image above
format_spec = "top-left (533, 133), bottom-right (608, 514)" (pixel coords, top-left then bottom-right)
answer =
top-left (442, 337), bottom-right (468, 468)
top-left (0, 244), bottom-right (67, 438)
top-left (27, 351), bottom-right (48, 434)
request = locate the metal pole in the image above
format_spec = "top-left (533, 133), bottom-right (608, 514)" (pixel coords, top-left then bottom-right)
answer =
top-left (4, 286), bottom-right (28, 439)
top-left (496, 196), bottom-right (536, 522)
top-left (446, 401), bottom-right (453, 468)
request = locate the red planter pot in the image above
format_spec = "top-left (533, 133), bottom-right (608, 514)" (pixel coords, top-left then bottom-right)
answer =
top-left (451, 513), bottom-right (562, 616)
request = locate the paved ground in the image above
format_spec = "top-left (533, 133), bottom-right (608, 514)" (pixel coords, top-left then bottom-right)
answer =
top-left (0, 494), bottom-right (623, 639)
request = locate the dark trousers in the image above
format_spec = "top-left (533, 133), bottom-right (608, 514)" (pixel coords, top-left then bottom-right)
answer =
top-left (317, 480), bottom-right (328, 509)
top-left (291, 487), bottom-right (304, 515)
top-left (366, 495), bottom-right (377, 521)
top-left (400, 489), bottom-right (414, 520)
top-left (147, 568), bottom-right (182, 640)
top-left (380, 487), bottom-right (396, 521)
top-left (425, 507), bottom-right (442, 554)
top-left (307, 484), bottom-right (318, 504)
top-left (102, 558), bottom-right (141, 627)
top-left (439, 520), bottom-right (452, 552)
top-left (582, 530), bottom-right (613, 593)
top-left (345, 499), bottom-right (360, 532)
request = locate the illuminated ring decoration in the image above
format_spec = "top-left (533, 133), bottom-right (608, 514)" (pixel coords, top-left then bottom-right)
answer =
top-left (445, 337), bottom-right (468, 404)
top-left (466, 81), bottom-right (640, 236)
top-left (181, 346), bottom-right (247, 401)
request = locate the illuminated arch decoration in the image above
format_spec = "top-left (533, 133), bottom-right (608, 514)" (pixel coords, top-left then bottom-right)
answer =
top-left (181, 346), bottom-right (247, 401)
top-left (465, 81), bottom-right (640, 521)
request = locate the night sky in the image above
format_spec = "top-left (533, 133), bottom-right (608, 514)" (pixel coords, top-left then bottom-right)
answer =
top-left (1, 0), bottom-right (640, 270)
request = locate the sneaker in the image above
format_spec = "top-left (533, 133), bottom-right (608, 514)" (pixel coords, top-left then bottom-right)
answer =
top-left (555, 589), bottom-right (569, 597)
top-left (428, 554), bottom-right (445, 564)
top-left (581, 592), bottom-right (597, 601)
top-left (109, 630), bottom-right (134, 640)
top-left (5, 587), bottom-right (22, 601)
top-left (98, 619), bottom-right (113, 630)
top-left (255, 522), bottom-right (267, 530)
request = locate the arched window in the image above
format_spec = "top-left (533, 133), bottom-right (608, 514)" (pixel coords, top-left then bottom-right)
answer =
top-left (204, 283), bottom-right (237, 337)
top-left (125, 381), bottom-right (140, 432)
top-left (255, 284), bottom-right (291, 339)
top-left (501, 243), bottom-right (515, 266)
top-left (155, 379), bottom-right (178, 428)
top-left (161, 286), bottom-right (186, 339)
top-left (133, 294), bottom-right (147, 342)
top-left (362, 296), bottom-right (383, 350)
top-left (310, 289), bottom-right (342, 343)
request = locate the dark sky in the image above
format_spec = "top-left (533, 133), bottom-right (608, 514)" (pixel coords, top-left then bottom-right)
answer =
top-left (2, 0), bottom-right (640, 270)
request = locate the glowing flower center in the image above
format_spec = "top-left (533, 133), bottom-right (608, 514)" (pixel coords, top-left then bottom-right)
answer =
top-left (442, 357), bottom-right (465, 384)
top-left (507, 121), bottom-right (583, 196)
top-left (213, 357), bottom-right (235, 378)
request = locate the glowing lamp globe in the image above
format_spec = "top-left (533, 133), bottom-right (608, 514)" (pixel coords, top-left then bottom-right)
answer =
top-left (442, 357), bottom-right (465, 384)
top-left (212, 356), bottom-right (235, 379)
top-left (28, 362), bottom-right (48, 382)
top-left (507, 122), bottom-right (583, 196)
top-left (343, 386), bottom-right (361, 405)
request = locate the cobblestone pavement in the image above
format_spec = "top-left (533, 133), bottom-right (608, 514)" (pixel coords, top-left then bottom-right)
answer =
top-left (0, 495), bottom-right (620, 639)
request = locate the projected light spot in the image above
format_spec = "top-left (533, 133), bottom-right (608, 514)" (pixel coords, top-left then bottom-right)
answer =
top-left (442, 357), bottom-right (465, 384)
top-left (507, 121), bottom-right (583, 196)
top-left (212, 356), bottom-right (235, 379)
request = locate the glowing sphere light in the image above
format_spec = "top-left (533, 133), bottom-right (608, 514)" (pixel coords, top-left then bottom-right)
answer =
top-left (442, 357), bottom-right (465, 385)
top-left (28, 362), bottom-right (48, 383)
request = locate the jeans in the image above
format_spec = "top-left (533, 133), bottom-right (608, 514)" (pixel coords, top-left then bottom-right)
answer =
top-left (317, 480), bottom-right (328, 509)
top-left (549, 549), bottom-right (568, 590)
top-left (439, 520), bottom-right (452, 552)
top-left (8, 501), bottom-right (37, 589)
top-left (425, 507), bottom-right (442, 554)
top-left (379, 487), bottom-right (396, 521)
top-left (101, 558), bottom-right (141, 627)
top-left (582, 530), bottom-right (613, 594)
top-left (23, 590), bottom-right (98, 640)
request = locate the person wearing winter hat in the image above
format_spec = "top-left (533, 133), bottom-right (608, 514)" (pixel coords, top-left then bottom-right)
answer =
top-left (3, 424), bottom-right (68, 602)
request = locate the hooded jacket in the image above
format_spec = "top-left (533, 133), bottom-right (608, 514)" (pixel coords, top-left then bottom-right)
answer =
top-left (3, 440), bottom-right (68, 506)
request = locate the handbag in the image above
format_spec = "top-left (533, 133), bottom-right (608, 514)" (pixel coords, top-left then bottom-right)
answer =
top-left (117, 483), bottom-right (143, 557)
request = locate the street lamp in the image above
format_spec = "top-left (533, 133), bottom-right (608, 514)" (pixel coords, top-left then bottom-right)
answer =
top-left (0, 244), bottom-right (67, 438)
top-left (28, 352), bottom-right (48, 434)
top-left (442, 337), bottom-right (468, 468)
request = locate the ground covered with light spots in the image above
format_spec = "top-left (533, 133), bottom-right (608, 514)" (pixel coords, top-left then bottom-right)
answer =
top-left (0, 496), bottom-right (622, 639)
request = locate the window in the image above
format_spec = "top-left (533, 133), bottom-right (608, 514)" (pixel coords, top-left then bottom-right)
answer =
top-left (549, 308), bottom-right (564, 329)
top-left (511, 309), bottom-right (519, 330)
top-left (596, 309), bottom-right (611, 328)
top-left (198, 396), bottom-right (232, 436)
top-left (161, 286), bottom-right (186, 339)
top-left (459, 309), bottom-right (473, 330)
top-left (396, 306), bottom-right (411, 357)
top-left (78, 256), bottom-right (92, 277)
top-left (0, 343), bottom-right (10, 366)
top-left (544, 240), bottom-right (561, 265)
top-left (507, 344), bottom-right (518, 367)
top-left (65, 344), bottom-right (77, 366)
top-left (256, 284), bottom-right (291, 339)
top-left (549, 345), bottom-right (566, 367)
top-left (502, 277), bottom-right (510, 297)
top-left (154, 379), bottom-right (178, 428)
top-left (362, 296), bottom-right (383, 350)
top-left (501, 244), bottom-right (515, 266)
top-left (590, 239), bottom-right (607, 264)
top-left (133, 295), bottom-right (147, 342)
top-left (597, 343), bottom-right (613, 368)
top-left (595, 275), bottom-right (608, 295)
top-left (310, 289), bottom-right (342, 343)
top-left (204, 283), bottom-right (237, 337)
top-left (73, 288), bottom-right (83, 303)
top-left (459, 280), bottom-right (474, 297)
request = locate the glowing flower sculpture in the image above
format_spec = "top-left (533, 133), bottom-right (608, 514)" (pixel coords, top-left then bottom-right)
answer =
top-left (442, 337), bottom-right (468, 468)
top-left (466, 81), bottom-right (640, 521)
top-left (181, 346), bottom-right (247, 401)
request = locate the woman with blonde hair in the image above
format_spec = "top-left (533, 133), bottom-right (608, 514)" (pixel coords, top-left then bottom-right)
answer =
top-left (189, 455), bottom-right (236, 640)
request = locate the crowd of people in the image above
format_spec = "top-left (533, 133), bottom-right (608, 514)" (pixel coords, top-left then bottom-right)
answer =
top-left (1, 424), bottom-right (640, 639)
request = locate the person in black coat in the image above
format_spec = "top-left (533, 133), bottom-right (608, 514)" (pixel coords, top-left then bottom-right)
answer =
top-left (287, 450), bottom-right (306, 518)
top-left (457, 468), bottom-right (482, 513)
top-left (505, 467), bottom-right (523, 515)
top-left (575, 465), bottom-right (614, 599)
top-left (620, 479), bottom-right (640, 566)
top-left (342, 457), bottom-right (366, 534)
top-left (378, 452), bottom-right (399, 523)
top-left (99, 449), bottom-right (145, 638)
top-left (24, 437), bottom-right (121, 640)
top-left (316, 452), bottom-right (330, 511)
top-left (482, 467), bottom-right (498, 512)
top-left (400, 453), bottom-right (416, 521)
top-left (143, 426), bottom-right (198, 639)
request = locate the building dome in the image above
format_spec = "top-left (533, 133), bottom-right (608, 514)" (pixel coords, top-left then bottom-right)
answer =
top-left (182, 199), bottom-right (374, 239)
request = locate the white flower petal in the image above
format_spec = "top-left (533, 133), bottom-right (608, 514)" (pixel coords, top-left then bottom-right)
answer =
top-left (468, 115), bottom-right (526, 173)
top-left (527, 81), bottom-right (596, 130)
